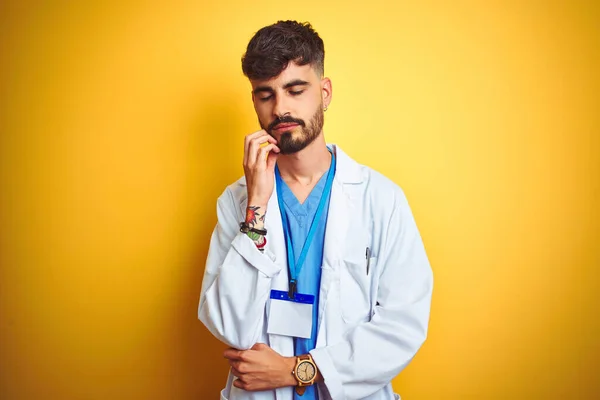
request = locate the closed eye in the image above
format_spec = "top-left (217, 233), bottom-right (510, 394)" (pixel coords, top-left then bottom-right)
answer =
top-left (290, 90), bottom-right (304, 96)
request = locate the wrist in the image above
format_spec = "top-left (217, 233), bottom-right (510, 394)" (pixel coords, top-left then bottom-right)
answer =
top-left (245, 204), bottom-right (267, 229)
top-left (246, 201), bottom-right (268, 213)
top-left (284, 356), bottom-right (297, 387)
top-left (287, 354), bottom-right (320, 388)
top-left (248, 220), bottom-right (265, 231)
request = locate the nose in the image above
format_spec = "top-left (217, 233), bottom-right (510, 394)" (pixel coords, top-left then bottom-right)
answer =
top-left (272, 95), bottom-right (291, 119)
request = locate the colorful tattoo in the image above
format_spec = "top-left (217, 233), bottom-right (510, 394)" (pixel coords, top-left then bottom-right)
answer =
top-left (245, 205), bottom-right (266, 228)
top-left (247, 231), bottom-right (261, 241)
top-left (246, 205), bottom-right (266, 250)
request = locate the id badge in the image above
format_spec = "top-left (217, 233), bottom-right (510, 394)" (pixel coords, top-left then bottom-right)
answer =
top-left (267, 290), bottom-right (314, 339)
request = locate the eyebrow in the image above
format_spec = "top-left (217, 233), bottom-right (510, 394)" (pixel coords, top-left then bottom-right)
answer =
top-left (252, 79), bottom-right (310, 95)
top-left (283, 79), bottom-right (310, 89)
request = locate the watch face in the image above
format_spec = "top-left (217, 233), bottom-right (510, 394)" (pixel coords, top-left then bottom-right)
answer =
top-left (297, 360), bottom-right (316, 382)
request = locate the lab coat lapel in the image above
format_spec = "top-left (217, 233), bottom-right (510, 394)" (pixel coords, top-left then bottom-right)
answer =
top-left (316, 176), bottom-right (352, 347)
top-left (264, 177), bottom-right (287, 286)
top-left (322, 179), bottom-right (350, 267)
top-left (264, 176), bottom-right (294, 358)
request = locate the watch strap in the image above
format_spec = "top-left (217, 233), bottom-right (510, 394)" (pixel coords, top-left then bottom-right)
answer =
top-left (296, 386), bottom-right (307, 395)
top-left (294, 354), bottom-right (316, 395)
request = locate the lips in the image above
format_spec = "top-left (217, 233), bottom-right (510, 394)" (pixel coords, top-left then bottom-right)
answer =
top-left (273, 123), bottom-right (299, 131)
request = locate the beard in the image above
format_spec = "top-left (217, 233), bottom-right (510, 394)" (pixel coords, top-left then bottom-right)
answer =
top-left (261, 105), bottom-right (324, 155)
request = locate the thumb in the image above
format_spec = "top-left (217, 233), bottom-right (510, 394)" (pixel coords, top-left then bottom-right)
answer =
top-left (266, 151), bottom-right (279, 171)
top-left (251, 343), bottom-right (269, 351)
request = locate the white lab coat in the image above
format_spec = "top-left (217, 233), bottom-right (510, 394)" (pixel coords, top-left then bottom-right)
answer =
top-left (199, 145), bottom-right (433, 400)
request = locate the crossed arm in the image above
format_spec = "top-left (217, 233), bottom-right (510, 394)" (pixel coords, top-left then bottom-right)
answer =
top-left (223, 343), bottom-right (322, 391)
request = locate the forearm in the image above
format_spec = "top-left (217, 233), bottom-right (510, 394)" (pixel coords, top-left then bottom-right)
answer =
top-left (199, 242), bottom-right (275, 348)
top-left (199, 196), bottom-right (281, 349)
top-left (244, 204), bottom-right (268, 249)
top-left (228, 351), bottom-right (323, 392)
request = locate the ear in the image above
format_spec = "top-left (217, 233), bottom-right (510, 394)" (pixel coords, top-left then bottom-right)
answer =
top-left (321, 77), bottom-right (332, 109)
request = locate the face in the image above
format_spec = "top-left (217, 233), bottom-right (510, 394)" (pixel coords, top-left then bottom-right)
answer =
top-left (251, 63), bottom-right (332, 154)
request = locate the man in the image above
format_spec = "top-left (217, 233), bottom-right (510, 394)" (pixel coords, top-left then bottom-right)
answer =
top-left (199, 20), bottom-right (433, 400)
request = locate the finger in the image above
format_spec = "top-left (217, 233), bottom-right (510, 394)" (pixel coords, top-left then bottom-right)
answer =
top-left (233, 376), bottom-right (256, 391)
top-left (229, 366), bottom-right (242, 378)
top-left (251, 343), bottom-right (269, 351)
top-left (233, 378), bottom-right (247, 390)
top-left (244, 130), bottom-right (266, 150)
top-left (255, 143), bottom-right (280, 167)
top-left (228, 360), bottom-right (244, 372)
top-left (257, 144), bottom-right (279, 168)
top-left (266, 149), bottom-right (280, 171)
top-left (223, 348), bottom-right (244, 361)
top-left (244, 130), bottom-right (271, 165)
top-left (265, 134), bottom-right (278, 144)
top-left (247, 134), bottom-right (277, 166)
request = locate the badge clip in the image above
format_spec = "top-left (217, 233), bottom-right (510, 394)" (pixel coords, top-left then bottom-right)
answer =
top-left (288, 280), bottom-right (297, 299)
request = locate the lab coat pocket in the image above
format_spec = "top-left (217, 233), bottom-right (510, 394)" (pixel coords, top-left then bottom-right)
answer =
top-left (340, 257), bottom-right (377, 325)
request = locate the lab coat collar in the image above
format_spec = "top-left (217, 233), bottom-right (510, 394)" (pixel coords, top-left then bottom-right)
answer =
top-left (330, 144), bottom-right (364, 184)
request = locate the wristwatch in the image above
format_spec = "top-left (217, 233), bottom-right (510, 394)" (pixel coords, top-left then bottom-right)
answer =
top-left (292, 354), bottom-right (317, 395)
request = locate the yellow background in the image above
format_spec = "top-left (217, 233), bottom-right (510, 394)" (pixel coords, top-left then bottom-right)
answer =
top-left (1, 1), bottom-right (598, 399)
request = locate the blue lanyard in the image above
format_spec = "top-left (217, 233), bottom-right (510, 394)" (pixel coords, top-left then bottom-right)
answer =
top-left (275, 148), bottom-right (336, 299)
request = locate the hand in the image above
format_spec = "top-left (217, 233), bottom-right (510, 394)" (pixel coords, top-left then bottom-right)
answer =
top-left (224, 343), bottom-right (296, 391)
top-left (243, 130), bottom-right (280, 208)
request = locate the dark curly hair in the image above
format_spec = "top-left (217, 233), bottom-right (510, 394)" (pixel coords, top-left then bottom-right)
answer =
top-left (241, 20), bottom-right (325, 81)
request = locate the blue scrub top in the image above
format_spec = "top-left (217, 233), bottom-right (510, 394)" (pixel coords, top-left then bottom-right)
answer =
top-left (277, 150), bottom-right (333, 400)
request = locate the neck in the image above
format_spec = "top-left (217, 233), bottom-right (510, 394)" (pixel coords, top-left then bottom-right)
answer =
top-left (276, 134), bottom-right (331, 186)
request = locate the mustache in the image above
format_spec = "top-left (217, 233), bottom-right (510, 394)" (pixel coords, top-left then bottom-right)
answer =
top-left (268, 115), bottom-right (305, 132)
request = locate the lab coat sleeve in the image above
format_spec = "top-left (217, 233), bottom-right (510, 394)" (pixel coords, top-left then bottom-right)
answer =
top-left (198, 188), bottom-right (283, 350)
top-left (310, 189), bottom-right (433, 400)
